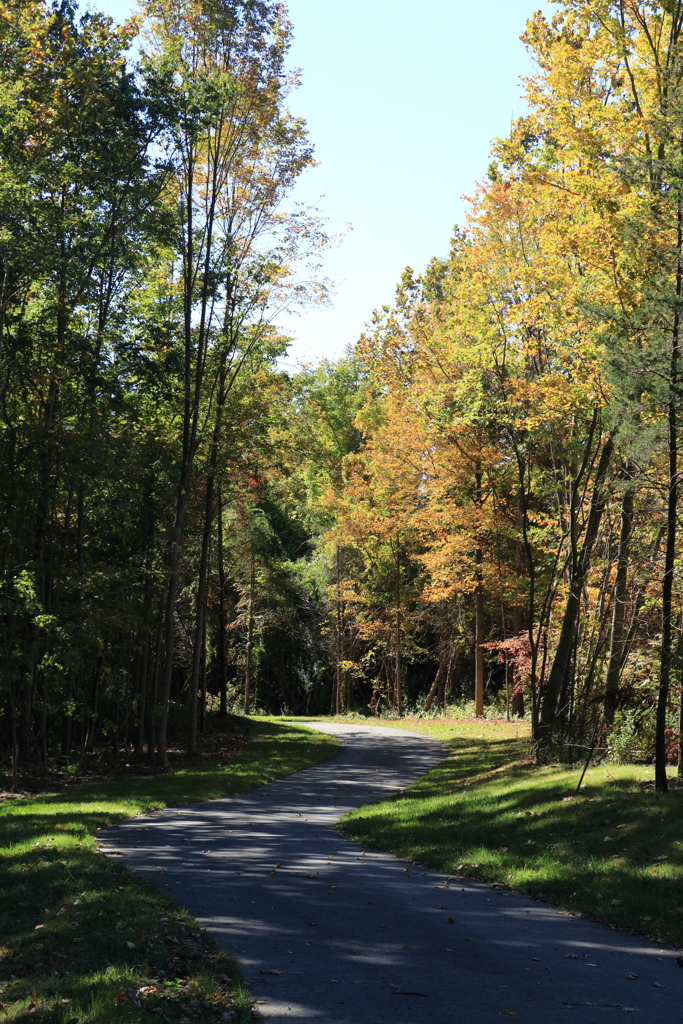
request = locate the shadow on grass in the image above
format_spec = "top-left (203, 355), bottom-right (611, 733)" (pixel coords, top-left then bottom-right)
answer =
top-left (0, 719), bottom-right (338, 1023)
top-left (342, 728), bottom-right (683, 950)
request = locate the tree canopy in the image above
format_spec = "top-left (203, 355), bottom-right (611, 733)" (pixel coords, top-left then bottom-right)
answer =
top-left (3, 0), bottom-right (683, 794)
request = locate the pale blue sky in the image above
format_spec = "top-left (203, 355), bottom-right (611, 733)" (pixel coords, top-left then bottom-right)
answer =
top-left (99, 0), bottom-right (553, 365)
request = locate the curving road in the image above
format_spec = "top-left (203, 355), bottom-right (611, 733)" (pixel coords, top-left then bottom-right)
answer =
top-left (101, 724), bottom-right (682, 1023)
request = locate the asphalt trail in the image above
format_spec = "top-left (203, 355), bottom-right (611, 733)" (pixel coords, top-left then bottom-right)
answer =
top-left (101, 724), bottom-right (683, 1023)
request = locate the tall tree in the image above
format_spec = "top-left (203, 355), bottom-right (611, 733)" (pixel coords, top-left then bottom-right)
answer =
top-left (141, 0), bottom-right (317, 762)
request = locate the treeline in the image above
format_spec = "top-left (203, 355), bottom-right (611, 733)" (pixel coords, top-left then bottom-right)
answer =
top-left (5, 0), bottom-right (683, 792)
top-left (0, 0), bottom-right (339, 781)
top-left (321, 0), bottom-right (683, 790)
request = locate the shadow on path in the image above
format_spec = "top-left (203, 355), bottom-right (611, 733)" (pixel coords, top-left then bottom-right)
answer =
top-left (102, 724), bottom-right (682, 1023)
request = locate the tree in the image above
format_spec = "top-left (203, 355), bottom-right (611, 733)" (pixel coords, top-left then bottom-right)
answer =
top-left (140, 0), bottom-right (319, 762)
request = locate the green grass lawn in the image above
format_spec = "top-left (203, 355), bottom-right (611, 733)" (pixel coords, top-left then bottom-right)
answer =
top-left (336, 716), bottom-right (683, 950)
top-left (0, 719), bottom-right (339, 1024)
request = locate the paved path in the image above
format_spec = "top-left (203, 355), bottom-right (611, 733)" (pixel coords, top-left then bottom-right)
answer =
top-left (102, 724), bottom-right (682, 1022)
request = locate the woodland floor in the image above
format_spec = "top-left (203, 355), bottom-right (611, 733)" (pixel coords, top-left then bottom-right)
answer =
top-left (0, 713), bottom-right (254, 797)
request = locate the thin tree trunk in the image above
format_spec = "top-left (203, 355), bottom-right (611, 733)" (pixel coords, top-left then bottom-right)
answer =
top-left (18, 624), bottom-right (38, 764)
top-left (39, 669), bottom-right (48, 776)
top-left (656, 204), bottom-right (682, 793)
top-left (511, 606), bottom-right (526, 717)
top-left (135, 614), bottom-right (151, 758)
top-left (200, 617), bottom-right (207, 733)
top-left (244, 547), bottom-right (255, 715)
top-left (678, 653), bottom-right (683, 777)
top-left (395, 536), bottom-right (403, 717)
top-left (148, 599), bottom-right (164, 759)
top-left (335, 545), bottom-right (343, 715)
top-left (157, 492), bottom-right (188, 766)
top-left (604, 471), bottom-right (634, 725)
top-left (61, 672), bottom-right (74, 758)
top-left (157, 134), bottom-right (215, 765)
top-left (423, 627), bottom-right (446, 713)
top-left (83, 655), bottom-right (103, 754)
top-left (188, 355), bottom-right (229, 751)
top-left (188, 484), bottom-right (213, 753)
top-left (474, 470), bottom-right (485, 718)
top-left (217, 488), bottom-right (228, 717)
top-left (537, 433), bottom-right (614, 750)
top-left (474, 578), bottom-right (485, 717)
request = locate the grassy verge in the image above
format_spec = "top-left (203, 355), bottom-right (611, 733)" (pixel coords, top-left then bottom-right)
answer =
top-left (338, 716), bottom-right (683, 950)
top-left (0, 719), bottom-right (339, 1023)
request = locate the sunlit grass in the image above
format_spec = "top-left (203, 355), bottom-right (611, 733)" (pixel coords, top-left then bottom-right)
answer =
top-left (0, 719), bottom-right (339, 1023)
top-left (338, 717), bottom-right (683, 949)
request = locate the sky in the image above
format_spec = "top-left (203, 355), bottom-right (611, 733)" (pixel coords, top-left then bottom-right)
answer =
top-left (99, 0), bottom-right (553, 367)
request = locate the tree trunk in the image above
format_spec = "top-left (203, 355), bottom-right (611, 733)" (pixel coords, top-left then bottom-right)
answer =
top-left (474, 470), bottom-right (485, 718)
top-left (217, 488), bottom-right (228, 717)
top-left (244, 547), bottom-right (255, 715)
top-left (335, 545), bottom-right (343, 715)
top-left (656, 207), bottom-right (682, 793)
top-left (18, 615), bottom-right (41, 764)
top-left (678, 653), bottom-right (683, 777)
top-left (188, 355), bottom-right (229, 751)
top-left (474, 576), bottom-right (485, 717)
top-left (423, 642), bottom-right (446, 713)
top-left (188, 480), bottom-right (213, 753)
top-left (511, 606), bottom-right (526, 717)
top-left (39, 668), bottom-right (48, 776)
top-left (157, 488), bottom-right (189, 766)
top-left (537, 433), bottom-right (614, 750)
top-left (200, 616), bottom-right (207, 732)
top-left (395, 537), bottom-right (403, 717)
top-left (61, 672), bottom-right (73, 758)
top-left (604, 471), bottom-right (634, 725)
top-left (148, 600), bottom-right (164, 759)
top-left (83, 655), bottom-right (103, 753)
top-left (135, 616), bottom-right (151, 758)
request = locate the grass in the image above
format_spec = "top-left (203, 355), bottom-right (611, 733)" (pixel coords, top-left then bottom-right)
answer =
top-left (0, 719), bottom-right (339, 1024)
top-left (337, 716), bottom-right (683, 950)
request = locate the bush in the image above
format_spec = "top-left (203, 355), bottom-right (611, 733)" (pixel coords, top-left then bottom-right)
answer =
top-left (608, 707), bottom-right (655, 764)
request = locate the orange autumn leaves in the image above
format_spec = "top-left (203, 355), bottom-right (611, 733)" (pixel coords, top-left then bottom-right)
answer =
top-left (321, 1), bottom-right (683, 702)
